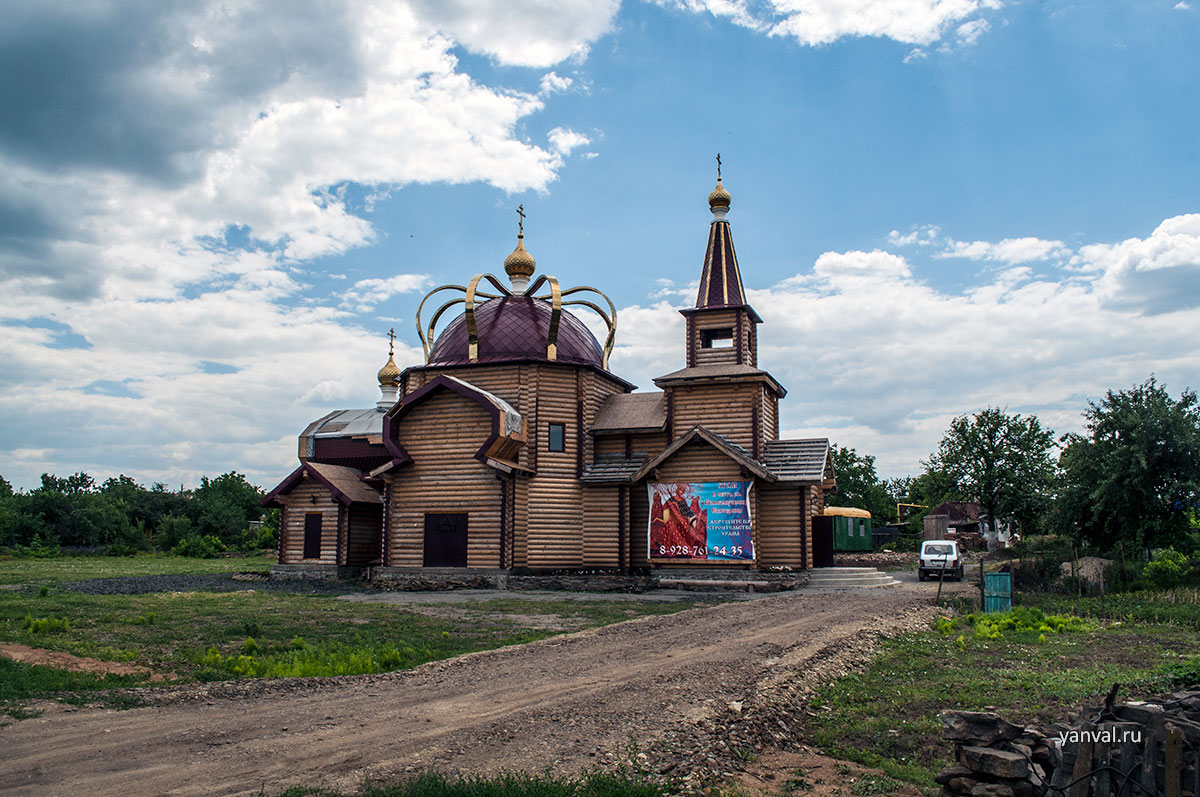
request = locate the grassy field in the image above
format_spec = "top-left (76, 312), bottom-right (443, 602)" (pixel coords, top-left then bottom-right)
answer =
top-left (0, 556), bottom-right (701, 717)
top-left (801, 603), bottom-right (1200, 793)
top-left (0, 551), bottom-right (274, 585)
top-left (278, 771), bottom-right (668, 797)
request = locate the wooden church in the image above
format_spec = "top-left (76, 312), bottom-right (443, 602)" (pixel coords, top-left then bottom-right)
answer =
top-left (263, 174), bottom-right (834, 576)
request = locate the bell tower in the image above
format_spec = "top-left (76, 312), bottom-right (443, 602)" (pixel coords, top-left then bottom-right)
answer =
top-left (681, 158), bottom-right (762, 368)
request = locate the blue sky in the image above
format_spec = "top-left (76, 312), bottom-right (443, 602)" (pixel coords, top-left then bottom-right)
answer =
top-left (1, 0), bottom-right (1198, 491)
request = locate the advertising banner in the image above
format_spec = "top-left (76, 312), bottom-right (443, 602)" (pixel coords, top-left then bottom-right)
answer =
top-left (647, 481), bottom-right (754, 561)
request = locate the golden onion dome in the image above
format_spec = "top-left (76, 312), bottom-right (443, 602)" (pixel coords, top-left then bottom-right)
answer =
top-left (708, 178), bottom-right (731, 210)
top-left (504, 234), bottom-right (537, 279)
top-left (377, 352), bottom-right (401, 387)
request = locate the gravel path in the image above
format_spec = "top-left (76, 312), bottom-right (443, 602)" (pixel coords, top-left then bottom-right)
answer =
top-left (0, 583), bottom-right (942, 796)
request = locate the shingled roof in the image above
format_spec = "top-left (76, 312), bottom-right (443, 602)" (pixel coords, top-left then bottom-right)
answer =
top-left (261, 461), bottom-right (382, 508)
top-left (592, 392), bottom-right (666, 433)
top-left (580, 453), bottom-right (648, 484)
top-left (762, 438), bottom-right (830, 483)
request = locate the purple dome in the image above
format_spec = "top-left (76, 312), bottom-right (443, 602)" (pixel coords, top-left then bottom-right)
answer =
top-left (429, 296), bottom-right (604, 367)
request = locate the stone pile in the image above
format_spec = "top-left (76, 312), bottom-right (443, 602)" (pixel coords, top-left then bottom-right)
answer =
top-left (935, 710), bottom-right (1052, 797)
top-left (936, 690), bottom-right (1200, 797)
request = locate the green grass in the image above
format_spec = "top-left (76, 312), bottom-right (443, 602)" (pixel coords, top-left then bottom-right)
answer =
top-left (1030, 587), bottom-right (1200, 629)
top-left (276, 770), bottom-right (668, 796)
top-left (0, 551), bottom-right (274, 585)
top-left (0, 586), bottom-right (699, 714)
top-left (0, 656), bottom-right (148, 720)
top-left (804, 617), bottom-right (1200, 791)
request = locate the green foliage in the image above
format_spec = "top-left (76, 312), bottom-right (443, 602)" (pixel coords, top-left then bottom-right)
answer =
top-left (938, 606), bottom-right (1095, 642)
top-left (1055, 376), bottom-right (1200, 552)
top-left (927, 407), bottom-right (1056, 535)
top-left (154, 513), bottom-right (193, 550)
top-left (22, 614), bottom-right (71, 633)
top-left (1144, 547), bottom-right (1191, 589)
top-left (199, 639), bottom-right (437, 678)
top-left (171, 534), bottom-right (225, 558)
top-left (1166, 656), bottom-right (1200, 688)
top-left (1040, 587), bottom-right (1200, 629)
top-left (190, 471), bottom-right (265, 548)
top-left (278, 770), bottom-right (667, 797)
top-left (829, 444), bottom-right (895, 522)
top-left (806, 618), bottom-right (1200, 789)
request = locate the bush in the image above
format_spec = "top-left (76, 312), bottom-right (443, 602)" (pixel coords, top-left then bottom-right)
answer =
top-left (1145, 548), bottom-right (1190, 590)
top-left (23, 614), bottom-right (70, 634)
top-left (154, 514), bottom-right (193, 552)
top-left (171, 534), bottom-right (226, 558)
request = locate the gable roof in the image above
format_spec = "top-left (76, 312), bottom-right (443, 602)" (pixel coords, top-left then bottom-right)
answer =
top-left (382, 374), bottom-right (526, 471)
top-left (260, 461), bottom-right (381, 508)
top-left (634, 426), bottom-right (775, 482)
top-left (592, 392), bottom-right (666, 434)
top-left (762, 438), bottom-right (831, 483)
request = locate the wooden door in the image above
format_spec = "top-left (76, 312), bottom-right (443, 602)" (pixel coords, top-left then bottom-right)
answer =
top-left (303, 513), bottom-right (323, 559)
top-left (811, 515), bottom-right (834, 568)
top-left (423, 513), bottom-right (468, 567)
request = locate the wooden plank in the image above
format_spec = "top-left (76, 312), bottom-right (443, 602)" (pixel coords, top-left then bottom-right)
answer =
top-left (1069, 722), bottom-right (1096, 797)
top-left (1164, 723), bottom-right (1182, 797)
top-left (1095, 725), bottom-right (1111, 797)
top-left (1142, 726), bottom-right (1158, 795)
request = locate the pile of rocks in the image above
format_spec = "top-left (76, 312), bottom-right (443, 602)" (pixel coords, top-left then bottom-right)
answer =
top-left (934, 710), bottom-right (1053, 797)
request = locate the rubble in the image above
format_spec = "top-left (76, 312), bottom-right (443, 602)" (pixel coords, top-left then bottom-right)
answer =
top-left (934, 688), bottom-right (1200, 796)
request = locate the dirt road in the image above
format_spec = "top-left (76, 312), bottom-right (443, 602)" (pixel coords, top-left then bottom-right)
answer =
top-left (1, 585), bottom-right (946, 796)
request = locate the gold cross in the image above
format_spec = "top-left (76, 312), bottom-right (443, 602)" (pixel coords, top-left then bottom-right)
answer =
top-left (517, 204), bottom-right (525, 235)
top-left (387, 327), bottom-right (395, 355)
top-left (716, 153), bottom-right (722, 180)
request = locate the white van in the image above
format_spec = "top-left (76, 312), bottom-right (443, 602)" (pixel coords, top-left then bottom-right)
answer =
top-left (918, 540), bottom-right (963, 581)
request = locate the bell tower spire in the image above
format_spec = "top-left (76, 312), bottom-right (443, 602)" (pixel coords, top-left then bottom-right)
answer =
top-left (681, 158), bottom-right (761, 369)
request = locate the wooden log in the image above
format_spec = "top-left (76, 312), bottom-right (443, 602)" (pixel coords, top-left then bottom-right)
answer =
top-left (1051, 733), bottom-right (1079, 795)
top-left (1117, 723), bottom-right (1140, 797)
top-left (1095, 726), bottom-right (1111, 797)
top-left (1142, 725), bottom-right (1158, 795)
top-left (1070, 721), bottom-right (1096, 797)
top-left (1164, 723), bottom-right (1183, 797)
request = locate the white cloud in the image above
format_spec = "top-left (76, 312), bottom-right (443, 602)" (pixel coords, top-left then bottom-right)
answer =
top-left (341, 274), bottom-right (432, 312)
top-left (955, 17), bottom-right (990, 45)
top-left (1081, 214), bottom-right (1200, 314)
top-left (654, 1), bottom-right (1003, 52)
top-left (540, 71), bottom-right (575, 94)
top-left (1176, 2), bottom-right (1191, 10)
top-left (888, 224), bottom-right (940, 246)
top-left (939, 236), bottom-right (1071, 265)
top-left (611, 214), bottom-right (1200, 479)
top-left (547, 126), bottom-right (592, 156)
top-left (0, 0), bottom-right (618, 490)
top-left (407, 0), bottom-right (620, 67)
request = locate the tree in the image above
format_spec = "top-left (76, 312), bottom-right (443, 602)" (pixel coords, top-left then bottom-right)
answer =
top-left (829, 444), bottom-right (895, 521)
top-left (1055, 377), bottom-right (1200, 552)
top-left (928, 407), bottom-right (1056, 535)
top-left (189, 472), bottom-right (265, 546)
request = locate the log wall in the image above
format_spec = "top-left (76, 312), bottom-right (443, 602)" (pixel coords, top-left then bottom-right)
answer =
top-left (385, 391), bottom-right (501, 568)
top-left (582, 486), bottom-right (621, 566)
top-left (670, 382), bottom-right (758, 451)
top-left (757, 484), bottom-right (808, 568)
top-left (277, 478), bottom-right (340, 565)
top-left (347, 504), bottom-right (382, 565)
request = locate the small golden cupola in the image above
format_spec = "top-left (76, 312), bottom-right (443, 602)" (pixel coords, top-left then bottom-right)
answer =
top-left (503, 204), bottom-right (537, 292)
top-left (376, 328), bottom-right (401, 409)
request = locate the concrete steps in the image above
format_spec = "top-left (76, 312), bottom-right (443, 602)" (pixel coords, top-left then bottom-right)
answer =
top-left (805, 567), bottom-right (901, 589)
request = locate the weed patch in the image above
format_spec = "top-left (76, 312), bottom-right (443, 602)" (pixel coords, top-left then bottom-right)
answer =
top-left (0, 656), bottom-right (146, 719)
top-left (275, 770), bottom-right (668, 796)
top-left (805, 620), bottom-right (1200, 790)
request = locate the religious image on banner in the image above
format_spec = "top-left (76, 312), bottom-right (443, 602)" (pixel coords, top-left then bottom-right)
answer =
top-left (648, 481), bottom-right (753, 561)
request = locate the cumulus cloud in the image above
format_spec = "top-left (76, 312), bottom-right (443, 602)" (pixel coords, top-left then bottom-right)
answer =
top-left (0, 0), bottom-right (617, 489)
top-left (341, 274), bottom-right (432, 312)
top-left (939, 236), bottom-right (1071, 265)
top-left (540, 71), bottom-right (575, 94)
top-left (547, 127), bottom-right (592, 156)
top-left (407, 0), bottom-right (620, 66)
top-left (1081, 214), bottom-right (1200, 314)
top-left (610, 214), bottom-right (1200, 478)
top-left (656, 0), bottom-right (1004, 48)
